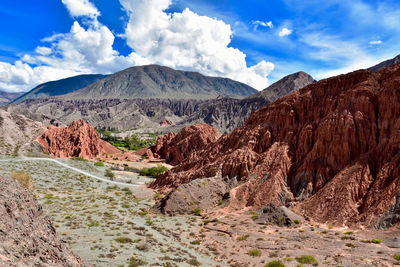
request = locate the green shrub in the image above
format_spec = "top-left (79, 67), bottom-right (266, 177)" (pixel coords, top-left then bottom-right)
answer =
top-left (237, 234), bottom-right (249, 241)
top-left (191, 208), bottom-right (201, 216)
top-left (11, 171), bottom-right (34, 190)
top-left (139, 164), bottom-right (168, 177)
top-left (371, 239), bottom-right (382, 244)
top-left (94, 161), bottom-right (104, 167)
top-left (105, 168), bottom-right (115, 178)
top-left (248, 249), bottom-right (262, 257)
top-left (115, 237), bottom-right (133, 243)
top-left (295, 255), bottom-right (317, 264)
top-left (266, 260), bottom-right (286, 267)
top-left (127, 256), bottom-right (147, 267)
top-left (190, 240), bottom-right (201, 245)
top-left (393, 254), bottom-right (400, 261)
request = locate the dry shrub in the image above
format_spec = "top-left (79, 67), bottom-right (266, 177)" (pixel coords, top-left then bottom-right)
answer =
top-left (11, 171), bottom-right (34, 190)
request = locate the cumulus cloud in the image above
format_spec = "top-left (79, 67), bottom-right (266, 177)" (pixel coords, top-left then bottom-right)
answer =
top-left (369, 40), bottom-right (382, 45)
top-left (120, 0), bottom-right (273, 89)
top-left (279, 28), bottom-right (292, 37)
top-left (0, 0), bottom-right (274, 92)
top-left (252, 20), bottom-right (273, 30)
top-left (61, 0), bottom-right (100, 18)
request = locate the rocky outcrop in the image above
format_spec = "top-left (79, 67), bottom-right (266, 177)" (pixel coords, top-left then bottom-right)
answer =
top-left (38, 120), bottom-right (120, 159)
top-left (151, 123), bottom-right (221, 165)
top-left (0, 110), bottom-right (46, 155)
top-left (254, 203), bottom-right (304, 227)
top-left (0, 175), bottom-right (85, 266)
top-left (151, 63), bottom-right (400, 227)
top-left (160, 119), bottom-right (175, 127)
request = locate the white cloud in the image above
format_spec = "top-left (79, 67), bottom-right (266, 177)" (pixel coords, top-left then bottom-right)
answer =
top-left (279, 28), bottom-right (292, 37)
top-left (369, 40), bottom-right (382, 45)
top-left (0, 0), bottom-right (274, 92)
top-left (252, 20), bottom-right (273, 30)
top-left (120, 0), bottom-right (273, 89)
top-left (61, 0), bottom-right (100, 18)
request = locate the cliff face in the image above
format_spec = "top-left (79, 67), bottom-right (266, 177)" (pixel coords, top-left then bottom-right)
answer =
top-left (151, 123), bottom-right (221, 166)
top-left (38, 120), bottom-right (120, 159)
top-left (0, 175), bottom-right (85, 266)
top-left (151, 64), bottom-right (400, 226)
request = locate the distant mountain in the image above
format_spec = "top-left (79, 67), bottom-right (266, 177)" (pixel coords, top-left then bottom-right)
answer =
top-left (249, 71), bottom-right (315, 101)
top-left (6, 71), bottom-right (314, 133)
top-left (61, 65), bottom-right (257, 100)
top-left (0, 90), bottom-right (24, 105)
top-left (368, 54), bottom-right (400, 72)
top-left (12, 74), bottom-right (107, 104)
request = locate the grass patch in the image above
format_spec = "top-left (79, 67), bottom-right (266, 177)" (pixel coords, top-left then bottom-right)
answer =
top-left (72, 157), bottom-right (88, 162)
top-left (11, 171), bottom-right (34, 190)
top-left (237, 234), bottom-right (250, 241)
top-left (127, 256), bottom-right (148, 267)
top-left (94, 161), bottom-right (104, 167)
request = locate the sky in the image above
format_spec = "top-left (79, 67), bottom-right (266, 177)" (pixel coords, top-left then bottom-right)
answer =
top-left (0, 0), bottom-right (399, 92)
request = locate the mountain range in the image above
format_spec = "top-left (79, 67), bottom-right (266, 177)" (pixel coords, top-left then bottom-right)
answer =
top-left (4, 70), bottom-right (314, 133)
top-left (0, 90), bottom-right (23, 105)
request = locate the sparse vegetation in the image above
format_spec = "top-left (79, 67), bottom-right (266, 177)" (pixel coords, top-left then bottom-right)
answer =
top-left (127, 256), bottom-right (148, 267)
top-left (237, 234), bottom-right (250, 241)
top-left (266, 260), bottom-right (286, 267)
top-left (94, 161), bottom-right (104, 167)
top-left (139, 165), bottom-right (168, 177)
top-left (105, 168), bottom-right (115, 178)
top-left (71, 157), bottom-right (88, 162)
top-left (248, 249), bottom-right (262, 257)
top-left (191, 208), bottom-right (201, 216)
top-left (295, 255), bottom-right (317, 265)
top-left (115, 237), bottom-right (133, 243)
top-left (393, 254), bottom-right (400, 261)
top-left (11, 171), bottom-right (34, 190)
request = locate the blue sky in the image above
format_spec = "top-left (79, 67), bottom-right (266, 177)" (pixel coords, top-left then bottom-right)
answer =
top-left (0, 0), bottom-right (399, 92)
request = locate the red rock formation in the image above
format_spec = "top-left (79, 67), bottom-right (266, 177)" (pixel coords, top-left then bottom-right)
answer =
top-left (151, 123), bottom-right (222, 165)
top-left (38, 120), bottom-right (120, 159)
top-left (151, 64), bottom-right (400, 227)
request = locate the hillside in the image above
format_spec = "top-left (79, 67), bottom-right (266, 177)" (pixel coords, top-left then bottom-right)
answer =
top-left (0, 110), bottom-right (46, 155)
top-left (0, 90), bottom-right (23, 105)
top-left (61, 65), bottom-right (257, 100)
top-left (12, 74), bottom-right (107, 103)
top-left (150, 63), bottom-right (400, 227)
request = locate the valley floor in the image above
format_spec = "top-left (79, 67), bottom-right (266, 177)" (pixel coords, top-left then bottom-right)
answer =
top-left (0, 155), bottom-right (399, 267)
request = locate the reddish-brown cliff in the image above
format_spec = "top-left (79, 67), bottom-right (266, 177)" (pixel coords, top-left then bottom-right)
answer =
top-left (151, 64), bottom-right (400, 226)
top-left (151, 123), bottom-right (221, 165)
top-left (38, 120), bottom-right (120, 159)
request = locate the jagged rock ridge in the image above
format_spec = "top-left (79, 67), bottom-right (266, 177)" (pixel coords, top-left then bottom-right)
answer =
top-left (150, 123), bottom-right (221, 165)
top-left (151, 63), bottom-right (400, 227)
top-left (37, 120), bottom-right (120, 159)
top-left (0, 175), bottom-right (85, 266)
